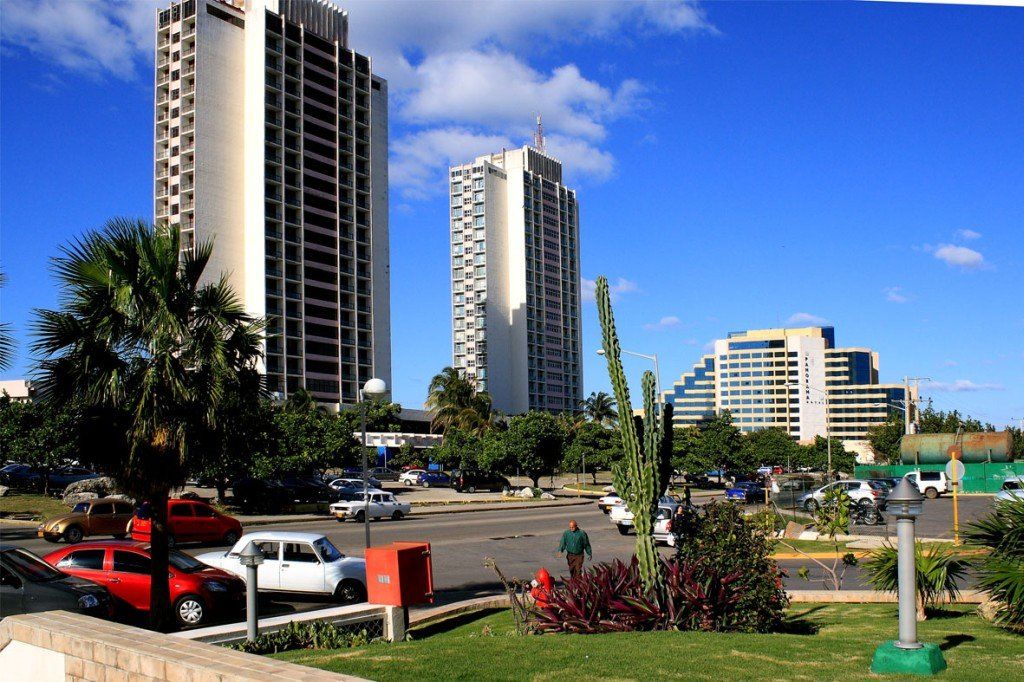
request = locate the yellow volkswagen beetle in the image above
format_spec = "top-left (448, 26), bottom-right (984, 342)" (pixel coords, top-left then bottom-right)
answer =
top-left (38, 498), bottom-right (135, 544)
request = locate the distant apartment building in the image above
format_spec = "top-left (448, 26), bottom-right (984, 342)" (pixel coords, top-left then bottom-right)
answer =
top-left (0, 380), bottom-right (35, 403)
top-left (153, 0), bottom-right (390, 406)
top-left (448, 146), bottom-right (583, 414)
top-left (666, 326), bottom-right (915, 442)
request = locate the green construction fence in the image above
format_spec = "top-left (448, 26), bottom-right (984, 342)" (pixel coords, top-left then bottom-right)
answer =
top-left (855, 461), bottom-right (1024, 493)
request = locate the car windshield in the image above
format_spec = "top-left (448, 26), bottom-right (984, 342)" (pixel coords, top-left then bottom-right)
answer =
top-left (868, 481), bottom-right (888, 491)
top-left (72, 502), bottom-right (90, 513)
top-left (3, 548), bottom-right (64, 582)
top-left (313, 538), bottom-right (343, 562)
top-left (168, 550), bottom-right (205, 573)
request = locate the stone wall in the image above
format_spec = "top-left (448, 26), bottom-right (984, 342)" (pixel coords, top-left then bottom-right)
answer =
top-left (0, 610), bottom-right (364, 681)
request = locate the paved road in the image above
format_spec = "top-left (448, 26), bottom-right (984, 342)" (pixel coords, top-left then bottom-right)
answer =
top-left (6, 494), bottom-right (991, 618)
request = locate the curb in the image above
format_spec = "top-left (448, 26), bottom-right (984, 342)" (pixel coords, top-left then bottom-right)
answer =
top-left (238, 498), bottom-right (595, 527)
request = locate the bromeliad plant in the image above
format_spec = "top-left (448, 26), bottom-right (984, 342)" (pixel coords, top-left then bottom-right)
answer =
top-left (594, 276), bottom-right (673, 594)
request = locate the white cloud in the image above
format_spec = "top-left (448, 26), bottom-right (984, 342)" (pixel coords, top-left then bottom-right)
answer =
top-left (581, 276), bottom-right (639, 302)
top-left (925, 380), bottom-right (1004, 393)
top-left (955, 229), bottom-right (982, 241)
top-left (391, 127), bottom-right (514, 199)
top-left (786, 312), bottom-right (829, 326)
top-left (932, 244), bottom-right (986, 270)
top-left (644, 316), bottom-right (682, 331)
top-left (883, 286), bottom-right (908, 303)
top-left (0, 0), bottom-right (157, 80)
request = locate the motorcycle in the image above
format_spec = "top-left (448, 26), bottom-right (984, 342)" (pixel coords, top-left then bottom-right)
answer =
top-left (851, 502), bottom-right (884, 526)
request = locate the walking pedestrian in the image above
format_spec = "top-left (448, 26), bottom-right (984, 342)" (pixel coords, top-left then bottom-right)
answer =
top-left (557, 519), bottom-right (592, 578)
top-left (683, 483), bottom-right (692, 507)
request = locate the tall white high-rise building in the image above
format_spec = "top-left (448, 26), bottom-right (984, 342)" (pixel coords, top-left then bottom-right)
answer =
top-left (154, 0), bottom-right (390, 405)
top-left (448, 146), bottom-right (583, 414)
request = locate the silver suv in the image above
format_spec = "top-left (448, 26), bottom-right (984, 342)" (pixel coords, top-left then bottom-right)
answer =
top-left (798, 479), bottom-right (888, 511)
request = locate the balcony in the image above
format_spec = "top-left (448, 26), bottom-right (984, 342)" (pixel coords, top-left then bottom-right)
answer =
top-left (181, 120), bottom-right (195, 134)
top-left (181, 161), bottom-right (194, 173)
top-left (157, 93), bottom-right (169, 105)
top-left (157, 73), bottom-right (170, 86)
top-left (156, 148), bottom-right (170, 160)
top-left (182, 82), bottom-right (195, 96)
top-left (182, 42), bottom-right (195, 58)
top-left (182, 24), bottom-right (195, 39)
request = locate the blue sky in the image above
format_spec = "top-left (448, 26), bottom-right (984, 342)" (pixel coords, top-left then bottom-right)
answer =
top-left (1, 1), bottom-right (1022, 427)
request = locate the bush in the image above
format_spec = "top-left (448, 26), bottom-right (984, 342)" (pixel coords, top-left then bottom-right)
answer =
top-left (965, 498), bottom-right (1024, 629)
top-left (229, 620), bottom-right (372, 654)
top-left (534, 502), bottom-right (787, 634)
top-left (864, 542), bottom-right (968, 620)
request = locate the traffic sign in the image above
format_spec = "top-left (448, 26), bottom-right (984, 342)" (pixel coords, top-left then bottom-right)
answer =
top-left (946, 459), bottom-right (965, 482)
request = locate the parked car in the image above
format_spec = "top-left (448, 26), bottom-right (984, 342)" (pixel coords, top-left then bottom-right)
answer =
top-left (196, 531), bottom-right (367, 603)
top-left (368, 467), bottom-right (399, 482)
top-left (903, 470), bottom-right (949, 499)
top-left (38, 497), bottom-right (135, 544)
top-left (0, 544), bottom-right (113, 619)
top-left (609, 496), bottom-right (683, 534)
top-left (330, 491), bottom-right (411, 522)
top-left (331, 475), bottom-right (383, 490)
top-left (416, 471), bottom-right (452, 488)
top-left (597, 493), bottom-right (622, 513)
top-left (341, 468), bottom-right (385, 487)
top-left (0, 464), bottom-right (99, 492)
top-left (231, 477), bottom-right (296, 513)
top-left (279, 477), bottom-right (340, 502)
top-left (797, 480), bottom-right (888, 512)
top-left (726, 481), bottom-right (766, 503)
top-left (129, 499), bottom-right (242, 548)
top-left (652, 506), bottom-right (682, 546)
top-left (771, 478), bottom-right (816, 508)
top-left (43, 541), bottom-right (245, 628)
top-left (399, 469), bottom-right (426, 486)
top-left (452, 470), bottom-right (512, 493)
top-left (995, 476), bottom-right (1024, 503)
top-left (326, 478), bottom-right (372, 501)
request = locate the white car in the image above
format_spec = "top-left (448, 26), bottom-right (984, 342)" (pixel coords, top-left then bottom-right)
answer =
top-left (609, 498), bottom-right (682, 535)
top-left (995, 476), bottom-right (1024, 503)
top-left (597, 494), bottom-right (622, 513)
top-left (399, 469), bottom-right (426, 486)
top-left (798, 480), bottom-right (888, 511)
top-left (904, 470), bottom-right (949, 499)
top-left (330, 491), bottom-right (411, 522)
top-left (196, 531), bottom-right (367, 603)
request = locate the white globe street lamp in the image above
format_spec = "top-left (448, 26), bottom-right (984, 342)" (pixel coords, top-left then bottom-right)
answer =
top-left (360, 378), bottom-right (387, 549)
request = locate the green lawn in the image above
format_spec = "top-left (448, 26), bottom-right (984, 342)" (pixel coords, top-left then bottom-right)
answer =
top-left (0, 493), bottom-right (70, 520)
top-left (275, 605), bottom-right (1023, 681)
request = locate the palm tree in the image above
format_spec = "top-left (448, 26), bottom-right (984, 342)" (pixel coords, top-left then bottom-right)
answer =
top-left (581, 390), bottom-right (617, 426)
top-left (425, 366), bottom-right (496, 435)
top-left (966, 498), bottom-right (1024, 628)
top-left (0, 270), bottom-right (13, 371)
top-left (865, 541), bottom-right (969, 620)
top-left (33, 218), bottom-right (262, 631)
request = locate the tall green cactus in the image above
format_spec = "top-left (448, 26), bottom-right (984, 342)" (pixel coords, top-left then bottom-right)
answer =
top-left (596, 276), bottom-right (673, 594)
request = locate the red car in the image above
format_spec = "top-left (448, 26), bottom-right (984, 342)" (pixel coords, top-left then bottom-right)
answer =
top-left (130, 499), bottom-right (242, 547)
top-left (43, 541), bottom-right (245, 628)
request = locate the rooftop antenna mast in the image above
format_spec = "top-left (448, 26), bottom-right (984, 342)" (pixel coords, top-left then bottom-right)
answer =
top-left (533, 113), bottom-right (545, 153)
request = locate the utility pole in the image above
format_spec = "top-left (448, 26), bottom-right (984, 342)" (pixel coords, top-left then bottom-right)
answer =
top-left (903, 376), bottom-right (930, 434)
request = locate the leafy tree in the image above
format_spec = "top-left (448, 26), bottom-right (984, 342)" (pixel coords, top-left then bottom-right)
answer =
top-left (1009, 427), bottom-right (1024, 462)
top-left (696, 411), bottom-right (742, 479)
top-left (431, 427), bottom-right (483, 471)
top-left (0, 396), bottom-right (84, 494)
top-left (580, 390), bottom-right (617, 426)
top-left (271, 408), bottom-right (359, 477)
top-left (918, 406), bottom-right (994, 433)
top-left (33, 219), bottom-right (263, 631)
top-left (387, 441), bottom-right (422, 470)
top-left (425, 366), bottom-right (497, 435)
top-left (739, 427), bottom-right (798, 473)
top-left (670, 426), bottom-right (711, 475)
top-left (562, 420), bottom-right (622, 483)
top-left (483, 411), bottom-right (564, 487)
top-left (866, 414), bottom-right (904, 464)
top-left (795, 435), bottom-right (855, 474)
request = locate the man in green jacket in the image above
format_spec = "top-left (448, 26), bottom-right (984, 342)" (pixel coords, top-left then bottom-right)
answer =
top-left (557, 519), bottom-right (592, 578)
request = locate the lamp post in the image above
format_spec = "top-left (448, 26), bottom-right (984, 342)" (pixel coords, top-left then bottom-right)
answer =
top-left (870, 478), bottom-right (947, 675)
top-left (596, 348), bottom-right (661, 405)
top-left (238, 542), bottom-right (264, 642)
top-left (788, 382), bottom-right (831, 482)
top-left (360, 377), bottom-right (387, 550)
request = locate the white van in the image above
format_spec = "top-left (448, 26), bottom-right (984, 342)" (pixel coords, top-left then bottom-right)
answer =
top-left (904, 470), bottom-right (949, 499)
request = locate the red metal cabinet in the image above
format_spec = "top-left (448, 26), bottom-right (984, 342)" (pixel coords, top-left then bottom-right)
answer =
top-left (365, 541), bottom-right (434, 606)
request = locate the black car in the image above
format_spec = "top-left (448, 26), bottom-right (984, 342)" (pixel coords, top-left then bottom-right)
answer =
top-left (0, 464), bottom-right (99, 493)
top-left (0, 544), bottom-right (112, 618)
top-left (452, 470), bottom-right (512, 493)
top-left (231, 477), bottom-right (295, 513)
top-left (279, 477), bottom-right (341, 502)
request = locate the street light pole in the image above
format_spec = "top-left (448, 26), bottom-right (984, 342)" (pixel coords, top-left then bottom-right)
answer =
top-left (359, 378), bottom-right (387, 550)
top-left (596, 348), bottom-right (661, 405)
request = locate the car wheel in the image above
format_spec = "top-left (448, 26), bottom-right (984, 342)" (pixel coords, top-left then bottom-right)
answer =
top-left (924, 487), bottom-right (938, 499)
top-left (222, 530), bottom-right (239, 546)
top-left (422, 481), bottom-right (430, 488)
top-left (174, 595), bottom-right (205, 627)
top-left (63, 525), bottom-right (84, 544)
top-left (467, 485), bottom-right (476, 494)
top-left (334, 579), bottom-right (366, 605)
top-left (616, 525), bottom-right (630, 536)
top-left (403, 480), bottom-right (411, 486)
top-left (391, 511), bottom-right (403, 520)
top-left (502, 485), bottom-right (511, 494)
top-left (804, 499), bottom-right (819, 512)
top-left (355, 510), bottom-right (365, 523)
